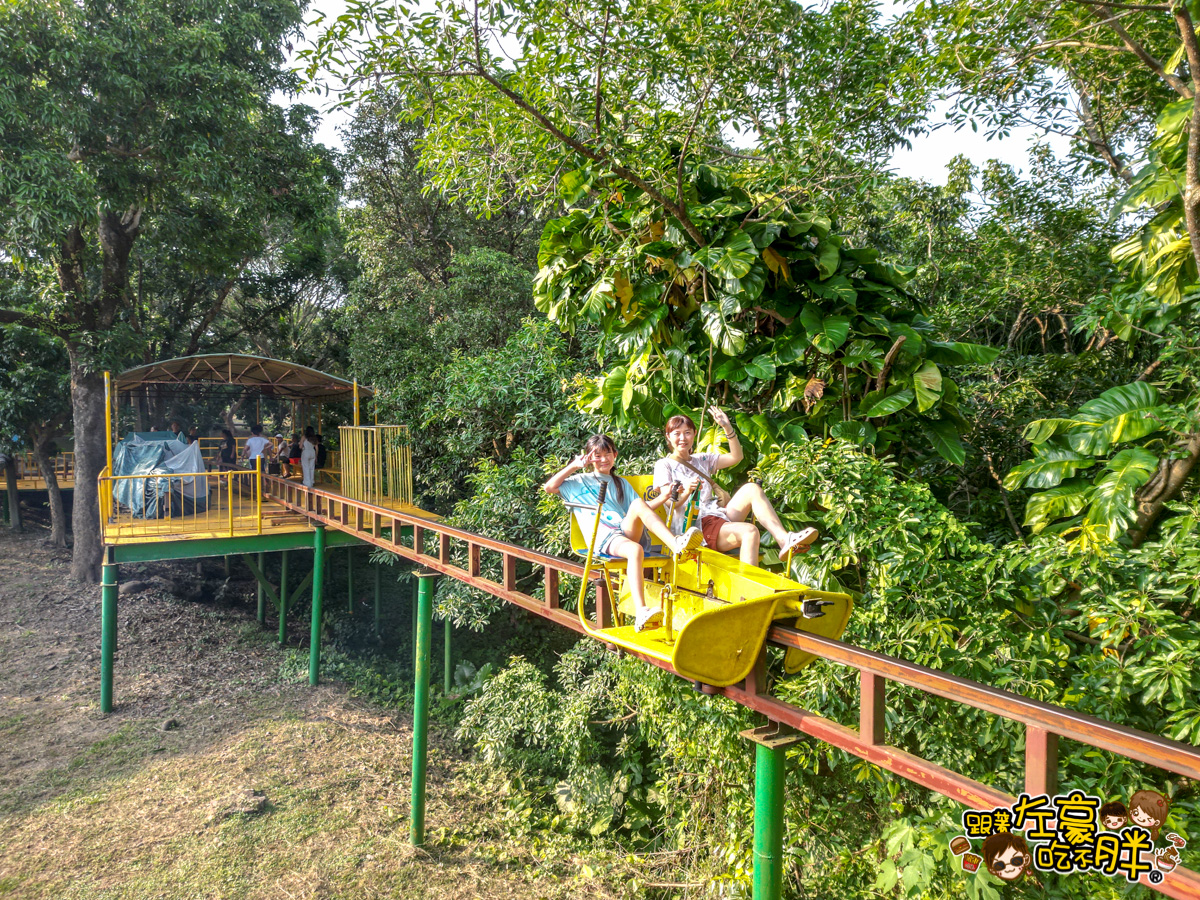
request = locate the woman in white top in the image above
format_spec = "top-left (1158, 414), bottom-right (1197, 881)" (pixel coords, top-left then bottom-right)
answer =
top-left (651, 407), bottom-right (817, 566)
top-left (300, 427), bottom-right (318, 487)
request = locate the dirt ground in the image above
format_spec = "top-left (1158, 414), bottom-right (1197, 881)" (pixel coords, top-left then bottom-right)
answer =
top-left (0, 516), bottom-right (624, 900)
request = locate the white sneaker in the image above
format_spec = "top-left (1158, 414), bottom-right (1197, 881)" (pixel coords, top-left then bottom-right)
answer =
top-left (635, 607), bottom-right (664, 632)
top-left (673, 526), bottom-right (703, 555)
top-left (779, 528), bottom-right (819, 555)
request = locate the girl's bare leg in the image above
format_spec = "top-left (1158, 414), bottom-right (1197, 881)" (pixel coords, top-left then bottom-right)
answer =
top-left (626, 498), bottom-right (682, 547)
top-left (725, 484), bottom-right (789, 547)
top-left (607, 536), bottom-right (648, 609)
top-left (712, 520), bottom-right (761, 565)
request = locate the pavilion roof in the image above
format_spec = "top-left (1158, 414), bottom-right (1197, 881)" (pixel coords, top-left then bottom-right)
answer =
top-left (115, 354), bottom-right (371, 402)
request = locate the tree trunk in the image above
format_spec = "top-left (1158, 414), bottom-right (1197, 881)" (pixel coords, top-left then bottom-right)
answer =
top-left (4, 456), bottom-right (21, 532)
top-left (1129, 431), bottom-right (1200, 547)
top-left (68, 352), bottom-right (106, 582)
top-left (65, 207), bottom-right (139, 582)
top-left (31, 434), bottom-right (67, 549)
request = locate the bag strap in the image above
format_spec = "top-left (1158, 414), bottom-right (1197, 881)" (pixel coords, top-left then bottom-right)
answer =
top-left (675, 457), bottom-right (719, 492)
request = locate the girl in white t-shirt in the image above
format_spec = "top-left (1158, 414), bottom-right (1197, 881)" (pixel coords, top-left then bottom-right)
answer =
top-left (651, 407), bottom-right (817, 566)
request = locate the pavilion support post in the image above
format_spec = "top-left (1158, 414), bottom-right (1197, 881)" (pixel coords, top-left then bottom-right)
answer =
top-left (309, 527), bottom-right (326, 686)
top-left (279, 550), bottom-right (289, 645)
top-left (100, 555), bottom-right (118, 714)
top-left (374, 562), bottom-right (382, 637)
top-left (256, 552), bottom-right (265, 624)
top-left (411, 572), bottom-right (437, 847)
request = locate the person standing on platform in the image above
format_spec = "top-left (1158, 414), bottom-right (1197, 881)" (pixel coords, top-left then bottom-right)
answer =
top-left (219, 429), bottom-right (237, 468)
top-left (241, 424), bottom-right (271, 465)
top-left (287, 432), bottom-right (302, 477)
top-left (272, 433), bottom-right (288, 476)
top-left (300, 426), bottom-right (318, 488)
top-left (314, 434), bottom-right (327, 471)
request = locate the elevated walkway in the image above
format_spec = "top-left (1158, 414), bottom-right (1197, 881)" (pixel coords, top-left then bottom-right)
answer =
top-left (266, 478), bottom-right (1200, 900)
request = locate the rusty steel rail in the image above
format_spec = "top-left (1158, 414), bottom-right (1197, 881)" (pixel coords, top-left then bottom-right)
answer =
top-left (265, 477), bottom-right (1200, 899)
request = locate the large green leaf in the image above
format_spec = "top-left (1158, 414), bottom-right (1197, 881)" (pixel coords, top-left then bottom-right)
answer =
top-left (912, 360), bottom-right (943, 413)
top-left (860, 388), bottom-right (914, 418)
top-left (693, 228), bottom-right (756, 283)
top-left (700, 302), bottom-right (746, 356)
top-left (800, 303), bottom-right (850, 354)
top-left (840, 339), bottom-right (883, 372)
top-left (831, 420), bottom-right (877, 446)
top-left (1067, 382), bottom-right (1164, 455)
top-left (1024, 479), bottom-right (1092, 533)
top-left (743, 354), bottom-right (777, 380)
top-left (773, 328), bottom-right (808, 366)
top-left (1021, 418), bottom-right (1079, 446)
top-left (1003, 446), bottom-right (1091, 490)
top-left (924, 340), bottom-right (1002, 366)
top-left (1085, 448), bottom-right (1159, 540)
top-left (815, 240), bottom-right (841, 279)
top-left (920, 417), bottom-right (965, 466)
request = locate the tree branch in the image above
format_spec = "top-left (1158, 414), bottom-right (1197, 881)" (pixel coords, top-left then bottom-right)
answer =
top-left (1087, 2), bottom-right (1193, 97)
top-left (467, 1), bottom-right (706, 246)
top-left (1130, 431), bottom-right (1200, 546)
top-left (594, 6), bottom-right (610, 137)
top-left (1174, 2), bottom-right (1200, 271)
top-left (875, 336), bottom-right (907, 392)
top-left (0, 308), bottom-right (58, 335)
top-left (1074, 80), bottom-right (1135, 184)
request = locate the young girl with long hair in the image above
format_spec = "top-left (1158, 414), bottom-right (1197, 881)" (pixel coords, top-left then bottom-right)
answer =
top-left (544, 434), bottom-right (701, 632)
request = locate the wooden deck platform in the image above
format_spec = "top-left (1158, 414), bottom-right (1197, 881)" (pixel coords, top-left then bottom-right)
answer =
top-left (101, 477), bottom-right (439, 547)
top-left (103, 491), bottom-right (312, 545)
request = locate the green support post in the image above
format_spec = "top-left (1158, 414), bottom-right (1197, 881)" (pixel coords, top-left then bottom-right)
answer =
top-left (309, 527), bottom-right (326, 686)
top-left (279, 549), bottom-right (289, 645)
top-left (444, 617), bottom-right (452, 693)
top-left (373, 563), bottom-right (381, 637)
top-left (100, 559), bottom-right (118, 714)
top-left (347, 546), bottom-right (355, 613)
top-left (256, 551), bottom-right (265, 624)
top-left (740, 724), bottom-right (800, 900)
top-left (411, 572), bottom-right (436, 847)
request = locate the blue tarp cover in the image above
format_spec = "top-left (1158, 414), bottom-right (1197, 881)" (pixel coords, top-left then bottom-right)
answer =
top-left (111, 433), bottom-right (208, 518)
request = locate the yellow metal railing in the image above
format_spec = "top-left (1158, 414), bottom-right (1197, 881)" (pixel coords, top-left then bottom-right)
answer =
top-left (17, 452), bottom-right (75, 481)
top-left (338, 425), bottom-right (411, 507)
top-left (99, 457), bottom-right (263, 542)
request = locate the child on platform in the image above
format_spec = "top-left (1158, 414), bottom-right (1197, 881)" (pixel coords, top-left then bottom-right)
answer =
top-left (544, 434), bottom-right (701, 632)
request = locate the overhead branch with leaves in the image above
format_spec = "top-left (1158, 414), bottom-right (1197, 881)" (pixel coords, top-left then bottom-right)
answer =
top-left (538, 165), bottom-right (1000, 465)
top-left (307, 0), bottom-right (931, 225)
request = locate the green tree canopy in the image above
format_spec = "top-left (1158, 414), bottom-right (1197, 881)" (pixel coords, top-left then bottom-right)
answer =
top-left (0, 0), bottom-right (338, 578)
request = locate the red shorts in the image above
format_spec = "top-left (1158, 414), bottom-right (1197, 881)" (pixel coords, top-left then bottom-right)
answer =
top-left (289, 457), bottom-right (301, 465)
top-left (701, 515), bottom-right (727, 549)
